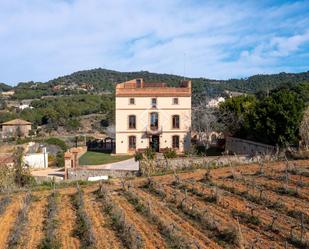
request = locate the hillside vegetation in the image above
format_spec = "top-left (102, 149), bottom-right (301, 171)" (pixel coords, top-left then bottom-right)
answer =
top-left (0, 95), bottom-right (114, 132)
top-left (6, 68), bottom-right (309, 100)
top-left (0, 83), bottom-right (12, 92)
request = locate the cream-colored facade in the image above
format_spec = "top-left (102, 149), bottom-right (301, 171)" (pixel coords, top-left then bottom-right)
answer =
top-left (115, 79), bottom-right (191, 154)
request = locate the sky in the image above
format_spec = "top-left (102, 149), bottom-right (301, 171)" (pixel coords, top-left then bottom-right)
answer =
top-left (0, 0), bottom-right (309, 85)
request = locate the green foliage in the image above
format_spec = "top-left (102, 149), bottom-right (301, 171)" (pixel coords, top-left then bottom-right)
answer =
top-left (0, 94), bottom-right (115, 131)
top-left (39, 191), bottom-right (60, 249)
top-left (0, 82), bottom-right (12, 92)
top-left (8, 69), bottom-right (309, 102)
top-left (79, 151), bottom-right (131, 166)
top-left (163, 148), bottom-right (177, 159)
top-left (55, 152), bottom-right (64, 167)
top-left (134, 152), bottom-right (143, 161)
top-left (14, 148), bottom-right (35, 187)
top-left (144, 147), bottom-right (156, 160)
top-left (220, 85), bottom-right (306, 146)
top-left (44, 138), bottom-right (67, 151)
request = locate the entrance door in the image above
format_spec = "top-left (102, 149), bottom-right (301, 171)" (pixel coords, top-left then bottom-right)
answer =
top-left (150, 135), bottom-right (160, 152)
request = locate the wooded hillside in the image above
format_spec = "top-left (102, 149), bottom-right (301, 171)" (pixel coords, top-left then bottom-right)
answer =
top-left (6, 68), bottom-right (309, 100)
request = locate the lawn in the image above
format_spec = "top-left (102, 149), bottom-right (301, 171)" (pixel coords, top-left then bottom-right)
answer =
top-left (79, 151), bottom-right (132, 166)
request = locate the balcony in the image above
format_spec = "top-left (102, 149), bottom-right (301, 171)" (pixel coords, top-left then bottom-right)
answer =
top-left (145, 126), bottom-right (163, 136)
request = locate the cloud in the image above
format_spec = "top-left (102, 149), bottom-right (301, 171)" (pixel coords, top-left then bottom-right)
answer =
top-left (0, 0), bottom-right (308, 84)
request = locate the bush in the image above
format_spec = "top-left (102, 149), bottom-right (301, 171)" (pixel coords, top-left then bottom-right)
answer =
top-left (144, 148), bottom-right (155, 160)
top-left (55, 152), bottom-right (64, 167)
top-left (39, 191), bottom-right (60, 249)
top-left (98, 185), bottom-right (144, 249)
top-left (7, 193), bottom-right (33, 248)
top-left (163, 148), bottom-right (177, 159)
top-left (72, 188), bottom-right (96, 248)
top-left (134, 152), bottom-right (143, 161)
top-left (44, 138), bottom-right (67, 151)
top-left (0, 196), bottom-right (11, 215)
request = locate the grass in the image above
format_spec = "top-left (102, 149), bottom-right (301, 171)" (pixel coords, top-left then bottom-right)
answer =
top-left (79, 151), bottom-right (132, 166)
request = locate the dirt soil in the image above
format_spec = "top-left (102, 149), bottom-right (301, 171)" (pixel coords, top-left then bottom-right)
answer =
top-left (57, 193), bottom-right (80, 249)
top-left (17, 194), bottom-right (47, 249)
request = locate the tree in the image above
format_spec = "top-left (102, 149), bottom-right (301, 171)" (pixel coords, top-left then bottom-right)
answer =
top-left (248, 90), bottom-right (305, 146)
top-left (192, 97), bottom-right (225, 151)
top-left (300, 107), bottom-right (309, 149)
top-left (219, 95), bottom-right (257, 137)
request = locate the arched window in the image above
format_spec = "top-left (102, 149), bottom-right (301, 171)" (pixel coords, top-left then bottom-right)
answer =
top-left (128, 136), bottom-right (136, 149)
top-left (128, 115), bottom-right (136, 129)
top-left (150, 112), bottom-right (159, 130)
top-left (172, 115), bottom-right (180, 129)
top-left (172, 135), bottom-right (180, 149)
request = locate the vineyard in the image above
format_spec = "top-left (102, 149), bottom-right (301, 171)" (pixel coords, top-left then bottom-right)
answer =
top-left (0, 160), bottom-right (308, 249)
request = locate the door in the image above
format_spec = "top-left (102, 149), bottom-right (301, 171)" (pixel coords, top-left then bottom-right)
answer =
top-left (150, 135), bottom-right (160, 152)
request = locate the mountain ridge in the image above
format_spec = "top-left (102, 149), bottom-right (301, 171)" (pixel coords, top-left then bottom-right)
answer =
top-left (4, 68), bottom-right (309, 99)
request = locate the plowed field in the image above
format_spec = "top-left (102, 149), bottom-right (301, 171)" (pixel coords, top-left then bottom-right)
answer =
top-left (0, 160), bottom-right (308, 248)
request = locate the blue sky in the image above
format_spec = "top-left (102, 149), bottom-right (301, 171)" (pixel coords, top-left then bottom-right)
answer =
top-left (0, 0), bottom-right (308, 85)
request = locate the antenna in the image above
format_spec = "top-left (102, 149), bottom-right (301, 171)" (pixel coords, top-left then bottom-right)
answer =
top-left (183, 52), bottom-right (186, 81)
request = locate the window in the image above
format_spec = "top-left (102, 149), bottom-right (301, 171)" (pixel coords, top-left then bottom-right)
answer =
top-left (150, 112), bottom-right (159, 130)
top-left (128, 136), bottom-right (136, 149)
top-left (128, 115), bottom-right (136, 129)
top-left (129, 98), bottom-right (135, 104)
top-left (172, 135), bottom-right (179, 149)
top-left (151, 98), bottom-right (157, 107)
top-left (173, 98), bottom-right (179, 105)
top-left (172, 115), bottom-right (180, 129)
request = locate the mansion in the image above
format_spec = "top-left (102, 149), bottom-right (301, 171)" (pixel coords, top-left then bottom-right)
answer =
top-left (115, 78), bottom-right (191, 154)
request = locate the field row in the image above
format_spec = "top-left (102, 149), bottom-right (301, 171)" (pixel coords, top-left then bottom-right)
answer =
top-left (0, 160), bottom-right (307, 248)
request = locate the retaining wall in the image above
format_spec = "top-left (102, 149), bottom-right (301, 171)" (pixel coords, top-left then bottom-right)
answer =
top-left (139, 155), bottom-right (256, 175)
top-left (225, 137), bottom-right (276, 155)
top-left (67, 168), bottom-right (138, 180)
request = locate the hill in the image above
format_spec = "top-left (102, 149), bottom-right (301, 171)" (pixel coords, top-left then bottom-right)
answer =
top-left (0, 82), bottom-right (12, 92)
top-left (11, 68), bottom-right (309, 100)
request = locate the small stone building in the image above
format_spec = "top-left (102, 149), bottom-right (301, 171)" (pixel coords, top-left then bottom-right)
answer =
top-left (1, 119), bottom-right (32, 138)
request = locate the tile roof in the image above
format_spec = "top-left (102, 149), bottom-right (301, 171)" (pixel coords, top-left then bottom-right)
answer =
top-left (1, 119), bottom-right (32, 125)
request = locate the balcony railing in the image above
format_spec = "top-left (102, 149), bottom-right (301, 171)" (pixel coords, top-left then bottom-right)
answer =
top-left (145, 126), bottom-right (163, 135)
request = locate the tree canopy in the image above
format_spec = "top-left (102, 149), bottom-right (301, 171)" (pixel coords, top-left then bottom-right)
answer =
top-left (220, 83), bottom-right (308, 146)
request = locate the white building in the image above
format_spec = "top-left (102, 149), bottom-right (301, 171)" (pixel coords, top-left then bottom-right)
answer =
top-left (115, 78), bottom-right (191, 154)
top-left (23, 147), bottom-right (48, 169)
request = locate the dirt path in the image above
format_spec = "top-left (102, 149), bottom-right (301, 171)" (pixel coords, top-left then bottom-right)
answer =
top-left (0, 195), bottom-right (23, 249)
top-left (57, 194), bottom-right (80, 249)
top-left (113, 193), bottom-right (167, 249)
top-left (17, 194), bottom-right (47, 249)
top-left (83, 192), bottom-right (123, 249)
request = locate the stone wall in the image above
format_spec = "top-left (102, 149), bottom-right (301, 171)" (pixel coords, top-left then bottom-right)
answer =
top-left (225, 137), bottom-right (276, 155)
top-left (67, 168), bottom-right (138, 180)
top-left (139, 155), bottom-right (255, 175)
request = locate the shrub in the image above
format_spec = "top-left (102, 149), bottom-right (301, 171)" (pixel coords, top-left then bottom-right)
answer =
top-left (144, 147), bottom-right (155, 160)
top-left (44, 138), bottom-right (67, 151)
top-left (7, 193), bottom-right (33, 249)
top-left (231, 209), bottom-right (261, 226)
top-left (98, 185), bottom-right (144, 249)
top-left (123, 189), bottom-right (195, 249)
top-left (163, 148), bottom-right (177, 159)
top-left (0, 196), bottom-right (11, 215)
top-left (71, 188), bottom-right (96, 248)
top-left (55, 151), bottom-right (64, 167)
top-left (134, 152), bottom-right (143, 161)
top-left (39, 191), bottom-right (60, 249)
